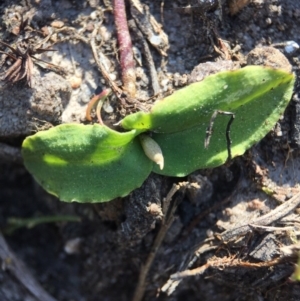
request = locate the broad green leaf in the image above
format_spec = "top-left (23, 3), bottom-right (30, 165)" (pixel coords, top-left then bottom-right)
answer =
top-left (121, 66), bottom-right (295, 176)
top-left (22, 124), bottom-right (152, 203)
top-left (150, 68), bottom-right (295, 176)
top-left (121, 66), bottom-right (294, 134)
top-left (22, 66), bottom-right (295, 203)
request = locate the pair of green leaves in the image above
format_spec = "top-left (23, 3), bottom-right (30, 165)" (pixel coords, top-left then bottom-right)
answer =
top-left (22, 66), bottom-right (295, 203)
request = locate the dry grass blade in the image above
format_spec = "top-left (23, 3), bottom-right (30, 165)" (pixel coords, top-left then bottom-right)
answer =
top-left (0, 232), bottom-right (58, 301)
top-left (0, 39), bottom-right (59, 87)
top-left (3, 58), bottom-right (22, 82)
top-left (26, 55), bottom-right (34, 87)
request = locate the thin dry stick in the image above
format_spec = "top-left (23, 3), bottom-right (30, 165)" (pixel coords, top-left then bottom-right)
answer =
top-left (132, 183), bottom-right (187, 301)
top-left (220, 192), bottom-right (300, 242)
top-left (48, 25), bottom-right (125, 104)
top-left (205, 110), bottom-right (235, 161)
top-left (90, 29), bottom-right (127, 104)
top-left (248, 224), bottom-right (295, 233)
top-left (161, 236), bottom-right (218, 296)
top-left (129, 0), bottom-right (168, 56)
top-left (128, 19), bottom-right (160, 95)
top-left (171, 256), bottom-right (282, 280)
top-left (46, 26), bottom-right (141, 107)
top-left (113, 0), bottom-right (137, 97)
top-left (163, 192), bottom-right (300, 292)
top-left (0, 232), bottom-right (58, 301)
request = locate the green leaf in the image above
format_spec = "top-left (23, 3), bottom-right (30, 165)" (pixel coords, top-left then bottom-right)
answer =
top-left (122, 66), bottom-right (295, 176)
top-left (22, 66), bottom-right (295, 203)
top-left (121, 66), bottom-right (294, 134)
top-left (22, 124), bottom-right (152, 203)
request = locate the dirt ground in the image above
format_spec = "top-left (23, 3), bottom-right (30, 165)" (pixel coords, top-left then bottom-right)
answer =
top-left (1, 0), bottom-right (300, 301)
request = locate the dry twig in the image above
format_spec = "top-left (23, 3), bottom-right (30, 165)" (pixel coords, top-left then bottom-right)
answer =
top-left (90, 28), bottom-right (131, 107)
top-left (220, 192), bottom-right (300, 242)
top-left (129, 0), bottom-right (169, 56)
top-left (0, 232), bottom-right (58, 301)
top-left (128, 19), bottom-right (160, 96)
top-left (132, 182), bottom-right (190, 301)
top-left (170, 256), bottom-right (283, 280)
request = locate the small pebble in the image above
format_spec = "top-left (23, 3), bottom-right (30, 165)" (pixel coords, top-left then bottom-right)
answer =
top-left (247, 46), bottom-right (292, 73)
top-left (85, 22), bottom-right (94, 32)
top-left (109, 73), bottom-right (117, 81)
top-left (64, 237), bottom-right (81, 254)
top-left (88, 0), bottom-right (100, 7)
top-left (90, 11), bottom-right (98, 20)
top-left (69, 76), bottom-right (82, 89)
top-left (206, 229), bottom-right (214, 238)
top-left (150, 35), bottom-right (162, 46)
top-left (41, 26), bottom-right (50, 36)
top-left (50, 33), bottom-right (58, 43)
top-left (103, 101), bottom-right (114, 113)
top-left (51, 20), bottom-right (65, 28)
top-left (284, 41), bottom-right (299, 54)
top-left (160, 78), bottom-right (169, 92)
top-left (265, 17), bottom-right (272, 25)
top-left (99, 25), bottom-right (112, 42)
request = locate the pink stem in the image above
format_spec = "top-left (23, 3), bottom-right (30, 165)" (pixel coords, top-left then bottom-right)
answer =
top-left (86, 89), bottom-right (111, 124)
top-left (113, 0), bottom-right (136, 97)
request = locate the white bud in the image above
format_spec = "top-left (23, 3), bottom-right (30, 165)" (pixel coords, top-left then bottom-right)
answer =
top-left (139, 135), bottom-right (164, 170)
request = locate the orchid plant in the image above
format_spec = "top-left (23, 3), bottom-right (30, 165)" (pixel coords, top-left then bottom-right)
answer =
top-left (22, 66), bottom-right (295, 203)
